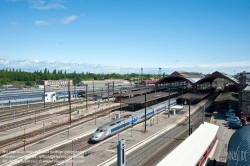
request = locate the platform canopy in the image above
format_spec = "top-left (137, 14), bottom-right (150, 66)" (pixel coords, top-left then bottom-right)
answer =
top-left (120, 92), bottom-right (178, 104)
top-left (170, 105), bottom-right (184, 110)
top-left (157, 122), bottom-right (219, 166)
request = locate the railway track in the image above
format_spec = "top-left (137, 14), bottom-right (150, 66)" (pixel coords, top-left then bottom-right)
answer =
top-left (0, 100), bottom-right (81, 122)
top-left (0, 100), bottom-right (107, 131)
top-left (19, 101), bottom-right (212, 166)
top-left (139, 101), bottom-right (215, 166)
top-left (0, 103), bottom-right (125, 156)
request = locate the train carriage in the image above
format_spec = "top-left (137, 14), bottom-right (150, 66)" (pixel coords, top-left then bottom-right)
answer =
top-left (90, 100), bottom-right (177, 142)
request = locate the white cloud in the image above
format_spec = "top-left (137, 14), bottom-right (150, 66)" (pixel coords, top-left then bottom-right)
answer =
top-left (27, 0), bottom-right (65, 10)
top-left (60, 15), bottom-right (77, 24)
top-left (11, 21), bottom-right (18, 25)
top-left (34, 20), bottom-right (49, 26)
top-left (0, 56), bottom-right (249, 75)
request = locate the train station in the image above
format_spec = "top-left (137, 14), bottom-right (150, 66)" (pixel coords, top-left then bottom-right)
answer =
top-left (0, 70), bottom-right (249, 166)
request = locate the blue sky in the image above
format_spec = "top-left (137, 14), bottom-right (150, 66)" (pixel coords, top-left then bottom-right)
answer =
top-left (0, 0), bottom-right (250, 75)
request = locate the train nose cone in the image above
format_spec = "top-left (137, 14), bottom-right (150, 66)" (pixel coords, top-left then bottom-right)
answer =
top-left (91, 132), bottom-right (103, 141)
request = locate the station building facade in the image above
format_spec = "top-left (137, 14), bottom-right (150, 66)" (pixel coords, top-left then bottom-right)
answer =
top-left (36, 80), bottom-right (73, 87)
top-left (242, 85), bottom-right (250, 120)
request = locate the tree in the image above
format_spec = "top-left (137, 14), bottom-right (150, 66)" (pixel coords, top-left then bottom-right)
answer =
top-left (44, 68), bottom-right (47, 74)
top-left (25, 80), bottom-right (34, 86)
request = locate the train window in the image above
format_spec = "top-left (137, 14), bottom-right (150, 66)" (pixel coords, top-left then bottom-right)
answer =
top-left (99, 129), bottom-right (104, 132)
top-left (110, 123), bottom-right (116, 126)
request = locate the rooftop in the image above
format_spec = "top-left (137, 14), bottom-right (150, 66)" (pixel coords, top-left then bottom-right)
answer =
top-left (214, 92), bottom-right (239, 102)
top-left (121, 92), bottom-right (178, 104)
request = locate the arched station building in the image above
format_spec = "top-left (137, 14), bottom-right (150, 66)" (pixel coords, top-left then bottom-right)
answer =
top-left (155, 71), bottom-right (239, 92)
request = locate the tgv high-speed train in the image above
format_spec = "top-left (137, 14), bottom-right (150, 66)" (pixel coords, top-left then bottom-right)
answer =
top-left (89, 100), bottom-right (176, 142)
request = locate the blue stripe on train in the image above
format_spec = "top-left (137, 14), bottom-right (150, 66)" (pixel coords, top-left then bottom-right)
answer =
top-left (110, 101), bottom-right (176, 133)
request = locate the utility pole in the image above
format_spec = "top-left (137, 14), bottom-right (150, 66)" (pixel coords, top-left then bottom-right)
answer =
top-left (189, 99), bottom-right (191, 136)
top-left (120, 88), bottom-right (122, 115)
top-left (158, 67), bottom-right (161, 78)
top-left (93, 80), bottom-right (94, 101)
top-left (74, 85), bottom-right (76, 99)
top-left (43, 81), bottom-right (45, 108)
top-left (168, 85), bottom-right (170, 117)
top-left (182, 83), bottom-right (183, 106)
top-left (108, 83), bottom-right (110, 104)
top-left (113, 81), bottom-right (114, 103)
top-left (144, 94), bottom-right (147, 132)
top-left (141, 68), bottom-right (143, 83)
top-left (86, 85), bottom-right (88, 111)
top-left (68, 80), bottom-right (72, 125)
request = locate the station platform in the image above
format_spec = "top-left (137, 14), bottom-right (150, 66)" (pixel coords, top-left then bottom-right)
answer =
top-left (0, 99), bottom-right (209, 166)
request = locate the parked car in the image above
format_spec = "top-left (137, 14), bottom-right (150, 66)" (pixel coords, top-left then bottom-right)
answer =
top-left (229, 120), bottom-right (243, 129)
top-left (226, 109), bottom-right (236, 116)
top-left (227, 116), bottom-right (240, 122)
top-left (226, 112), bottom-right (236, 117)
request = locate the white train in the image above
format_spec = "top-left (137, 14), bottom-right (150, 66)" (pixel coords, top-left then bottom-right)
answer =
top-left (89, 100), bottom-right (176, 142)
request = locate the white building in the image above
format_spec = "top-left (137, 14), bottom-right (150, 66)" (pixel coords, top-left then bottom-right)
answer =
top-left (34, 85), bottom-right (44, 89)
top-left (44, 92), bottom-right (56, 102)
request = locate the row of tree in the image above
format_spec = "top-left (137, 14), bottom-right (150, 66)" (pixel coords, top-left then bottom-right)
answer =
top-left (0, 68), bottom-right (165, 86)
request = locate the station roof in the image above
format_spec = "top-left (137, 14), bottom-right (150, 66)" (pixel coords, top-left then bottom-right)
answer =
top-left (177, 93), bottom-right (209, 101)
top-left (156, 71), bottom-right (204, 85)
top-left (121, 91), bottom-right (178, 104)
top-left (196, 71), bottom-right (239, 87)
top-left (114, 89), bottom-right (154, 97)
top-left (214, 92), bottom-right (239, 102)
top-left (243, 85), bottom-right (250, 92)
top-left (157, 122), bottom-right (219, 166)
top-left (156, 71), bottom-right (240, 90)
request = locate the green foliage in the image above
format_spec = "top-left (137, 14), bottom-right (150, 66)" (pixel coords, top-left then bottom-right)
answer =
top-left (0, 68), bottom-right (162, 86)
top-left (25, 81), bottom-right (35, 86)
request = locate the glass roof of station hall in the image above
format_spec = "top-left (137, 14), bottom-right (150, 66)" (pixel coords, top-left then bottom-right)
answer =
top-left (175, 71), bottom-right (205, 84)
top-left (219, 72), bottom-right (239, 84)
